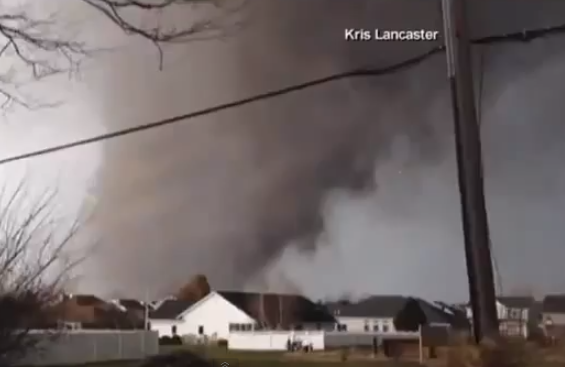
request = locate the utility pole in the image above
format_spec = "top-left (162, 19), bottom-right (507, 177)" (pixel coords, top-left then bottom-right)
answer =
top-left (441, 0), bottom-right (499, 343)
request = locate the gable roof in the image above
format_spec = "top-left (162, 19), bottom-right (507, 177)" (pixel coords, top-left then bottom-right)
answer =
top-left (216, 291), bottom-right (336, 327)
top-left (497, 296), bottom-right (535, 309)
top-left (150, 299), bottom-right (195, 319)
top-left (326, 296), bottom-right (465, 327)
top-left (420, 301), bottom-right (469, 327)
top-left (326, 295), bottom-right (408, 318)
top-left (542, 294), bottom-right (565, 313)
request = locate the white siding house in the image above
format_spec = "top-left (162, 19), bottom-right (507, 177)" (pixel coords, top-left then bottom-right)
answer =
top-left (333, 315), bottom-right (397, 333)
top-left (464, 296), bottom-right (535, 338)
top-left (149, 291), bottom-right (337, 341)
top-left (327, 296), bottom-right (462, 335)
top-left (149, 299), bottom-right (195, 337)
top-left (175, 292), bottom-right (256, 339)
top-left (150, 318), bottom-right (184, 337)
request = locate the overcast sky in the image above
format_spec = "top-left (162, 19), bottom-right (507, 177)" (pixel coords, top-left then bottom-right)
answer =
top-left (1, 0), bottom-right (565, 302)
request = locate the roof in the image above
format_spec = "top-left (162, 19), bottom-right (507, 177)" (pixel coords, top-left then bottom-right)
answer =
top-left (326, 295), bottom-right (409, 318)
top-left (65, 294), bottom-right (105, 306)
top-left (54, 294), bottom-right (143, 328)
top-left (420, 301), bottom-right (469, 327)
top-left (216, 291), bottom-right (336, 327)
top-left (326, 296), bottom-right (466, 327)
top-left (150, 299), bottom-right (195, 319)
top-left (117, 299), bottom-right (147, 311)
top-left (542, 294), bottom-right (565, 313)
top-left (496, 296), bottom-right (535, 309)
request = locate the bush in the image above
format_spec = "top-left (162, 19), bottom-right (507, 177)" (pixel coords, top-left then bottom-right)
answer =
top-left (158, 335), bottom-right (182, 345)
top-left (159, 336), bottom-right (172, 345)
top-left (217, 338), bottom-right (228, 348)
top-left (171, 335), bottom-right (183, 345)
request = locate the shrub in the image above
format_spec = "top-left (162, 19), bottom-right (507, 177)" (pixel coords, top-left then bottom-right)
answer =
top-left (171, 335), bottom-right (183, 345)
top-left (217, 338), bottom-right (228, 348)
top-left (159, 336), bottom-right (172, 345)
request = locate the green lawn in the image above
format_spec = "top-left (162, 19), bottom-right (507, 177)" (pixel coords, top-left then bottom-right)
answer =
top-left (38, 346), bottom-right (423, 367)
top-left (182, 346), bottom-right (423, 367)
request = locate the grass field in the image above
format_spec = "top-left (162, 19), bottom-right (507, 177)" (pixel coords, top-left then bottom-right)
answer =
top-left (35, 346), bottom-right (425, 367)
top-left (165, 346), bottom-right (424, 367)
top-left (38, 341), bottom-right (565, 367)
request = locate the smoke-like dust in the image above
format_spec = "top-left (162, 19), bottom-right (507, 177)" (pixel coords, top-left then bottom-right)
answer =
top-left (78, 0), bottom-right (565, 301)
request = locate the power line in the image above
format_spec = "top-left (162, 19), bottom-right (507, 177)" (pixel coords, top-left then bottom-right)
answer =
top-left (1, 23), bottom-right (565, 166)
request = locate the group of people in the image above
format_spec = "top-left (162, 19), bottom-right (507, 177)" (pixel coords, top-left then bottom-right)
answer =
top-left (286, 338), bottom-right (314, 352)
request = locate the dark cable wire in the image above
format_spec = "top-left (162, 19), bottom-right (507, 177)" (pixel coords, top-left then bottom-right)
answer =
top-left (1, 23), bottom-right (565, 166)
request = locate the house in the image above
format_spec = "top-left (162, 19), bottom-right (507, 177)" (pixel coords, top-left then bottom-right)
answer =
top-left (149, 299), bottom-right (196, 337)
top-left (149, 291), bottom-right (336, 340)
top-left (111, 298), bottom-right (153, 327)
top-left (325, 295), bottom-right (464, 334)
top-left (463, 296), bottom-right (536, 338)
top-left (541, 294), bottom-right (565, 338)
top-left (52, 293), bottom-right (140, 329)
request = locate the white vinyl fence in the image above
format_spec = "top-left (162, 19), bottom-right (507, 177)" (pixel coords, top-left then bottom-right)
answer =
top-left (227, 330), bottom-right (421, 351)
top-left (17, 330), bottom-right (159, 366)
top-left (228, 331), bottom-right (326, 351)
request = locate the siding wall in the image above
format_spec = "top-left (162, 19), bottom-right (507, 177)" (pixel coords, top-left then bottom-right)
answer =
top-left (336, 316), bottom-right (396, 332)
top-left (17, 330), bottom-right (158, 366)
top-left (149, 319), bottom-right (183, 337)
top-left (179, 293), bottom-right (255, 339)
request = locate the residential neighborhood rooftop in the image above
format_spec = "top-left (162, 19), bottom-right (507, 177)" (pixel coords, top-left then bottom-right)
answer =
top-left (150, 299), bottom-right (195, 319)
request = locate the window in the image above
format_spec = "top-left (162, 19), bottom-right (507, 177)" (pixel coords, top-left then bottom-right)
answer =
top-left (511, 309), bottom-right (522, 319)
top-left (382, 323), bottom-right (389, 332)
top-left (171, 325), bottom-right (177, 335)
top-left (373, 324), bottom-right (380, 332)
top-left (364, 322), bottom-right (370, 331)
top-left (198, 325), bottom-right (204, 335)
top-left (337, 324), bottom-right (347, 331)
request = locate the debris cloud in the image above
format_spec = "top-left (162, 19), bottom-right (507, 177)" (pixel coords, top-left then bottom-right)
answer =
top-left (82, 0), bottom-right (565, 301)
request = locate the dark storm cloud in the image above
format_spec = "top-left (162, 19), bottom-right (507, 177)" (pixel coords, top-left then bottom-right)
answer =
top-left (83, 0), bottom-right (565, 299)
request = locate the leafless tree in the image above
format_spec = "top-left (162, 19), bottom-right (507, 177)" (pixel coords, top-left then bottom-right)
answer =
top-left (0, 183), bottom-right (82, 365)
top-left (0, 0), bottom-right (244, 109)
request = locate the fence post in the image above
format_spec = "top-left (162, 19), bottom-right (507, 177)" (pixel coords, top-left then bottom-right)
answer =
top-left (92, 334), bottom-right (97, 362)
top-left (118, 332), bottom-right (123, 359)
top-left (418, 325), bottom-right (423, 364)
top-left (141, 330), bottom-right (145, 358)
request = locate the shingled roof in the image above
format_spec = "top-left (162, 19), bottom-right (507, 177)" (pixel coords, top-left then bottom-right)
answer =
top-left (542, 294), bottom-right (565, 313)
top-left (497, 296), bottom-right (535, 309)
top-left (326, 296), bottom-right (408, 318)
top-left (149, 299), bottom-right (195, 319)
top-left (217, 291), bottom-right (336, 328)
top-left (326, 295), bottom-right (464, 326)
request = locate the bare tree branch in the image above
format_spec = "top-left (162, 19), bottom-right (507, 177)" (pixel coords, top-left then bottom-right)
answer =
top-left (0, 0), bottom-right (245, 109)
top-left (0, 183), bottom-right (83, 365)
